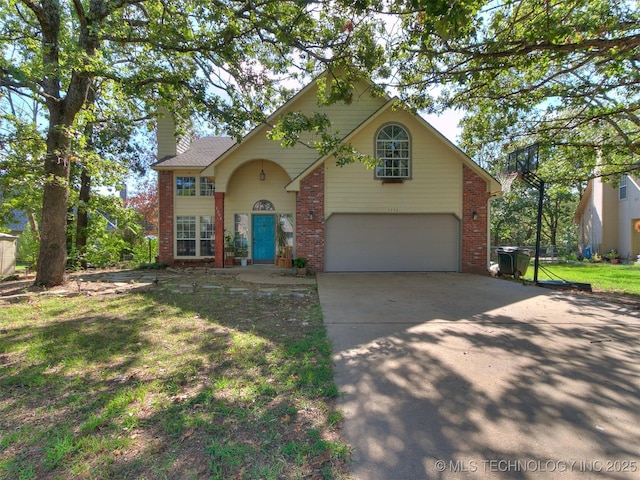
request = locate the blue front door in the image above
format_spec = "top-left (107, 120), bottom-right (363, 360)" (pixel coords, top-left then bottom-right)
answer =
top-left (253, 215), bottom-right (275, 263)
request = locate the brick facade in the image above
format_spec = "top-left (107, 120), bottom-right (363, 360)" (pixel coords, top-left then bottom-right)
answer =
top-left (462, 165), bottom-right (490, 274)
top-left (213, 192), bottom-right (225, 268)
top-left (295, 164), bottom-right (325, 273)
top-left (158, 162), bottom-right (490, 274)
top-left (157, 171), bottom-right (174, 264)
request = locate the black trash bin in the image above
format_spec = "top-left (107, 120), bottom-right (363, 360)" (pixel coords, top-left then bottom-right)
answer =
top-left (496, 247), bottom-right (531, 279)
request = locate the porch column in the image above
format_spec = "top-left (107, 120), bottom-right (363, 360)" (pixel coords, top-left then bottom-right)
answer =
top-left (158, 171), bottom-right (174, 264)
top-left (214, 192), bottom-right (225, 268)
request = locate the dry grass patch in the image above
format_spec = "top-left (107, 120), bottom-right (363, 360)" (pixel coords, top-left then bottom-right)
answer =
top-left (0, 270), bottom-right (350, 480)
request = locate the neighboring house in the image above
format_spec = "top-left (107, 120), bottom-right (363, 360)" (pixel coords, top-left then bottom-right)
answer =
top-left (152, 73), bottom-right (500, 273)
top-left (574, 174), bottom-right (640, 259)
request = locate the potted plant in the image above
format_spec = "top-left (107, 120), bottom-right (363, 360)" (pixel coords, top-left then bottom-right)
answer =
top-left (224, 232), bottom-right (235, 266)
top-left (605, 249), bottom-right (619, 264)
top-left (292, 257), bottom-right (308, 276)
top-left (234, 234), bottom-right (249, 266)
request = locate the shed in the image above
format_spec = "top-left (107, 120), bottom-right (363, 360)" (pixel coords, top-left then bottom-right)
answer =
top-left (0, 233), bottom-right (18, 277)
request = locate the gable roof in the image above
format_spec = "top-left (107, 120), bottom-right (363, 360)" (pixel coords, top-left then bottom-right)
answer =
top-left (285, 97), bottom-right (501, 193)
top-left (200, 70), bottom-right (382, 177)
top-left (152, 137), bottom-right (236, 170)
top-left (159, 71), bottom-right (498, 192)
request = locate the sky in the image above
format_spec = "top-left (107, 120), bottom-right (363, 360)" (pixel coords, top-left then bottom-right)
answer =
top-left (423, 109), bottom-right (464, 145)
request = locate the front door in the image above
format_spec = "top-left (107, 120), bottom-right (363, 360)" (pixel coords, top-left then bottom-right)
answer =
top-left (252, 214), bottom-right (275, 264)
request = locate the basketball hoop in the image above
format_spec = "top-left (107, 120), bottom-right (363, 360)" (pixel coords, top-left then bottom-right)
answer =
top-left (496, 171), bottom-right (519, 194)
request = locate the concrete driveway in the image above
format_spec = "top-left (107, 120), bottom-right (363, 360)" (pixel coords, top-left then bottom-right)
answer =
top-left (317, 273), bottom-right (640, 479)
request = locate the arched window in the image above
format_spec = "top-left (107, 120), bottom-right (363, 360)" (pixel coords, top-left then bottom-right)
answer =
top-left (253, 199), bottom-right (275, 211)
top-left (375, 124), bottom-right (410, 179)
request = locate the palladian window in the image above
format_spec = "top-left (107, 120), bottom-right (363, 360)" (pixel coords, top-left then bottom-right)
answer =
top-left (375, 124), bottom-right (410, 179)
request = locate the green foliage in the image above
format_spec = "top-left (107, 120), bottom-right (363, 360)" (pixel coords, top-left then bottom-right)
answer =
top-left (16, 223), bottom-right (39, 269)
top-left (1, 0), bottom-right (385, 286)
top-left (67, 193), bottom-right (144, 268)
top-left (293, 257), bottom-right (308, 268)
top-left (490, 179), bottom-right (579, 251)
top-left (380, 0), bottom-right (640, 183)
top-left (131, 236), bottom-right (159, 265)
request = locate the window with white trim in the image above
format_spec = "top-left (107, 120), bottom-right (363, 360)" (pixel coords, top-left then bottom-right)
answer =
top-left (176, 176), bottom-right (196, 196)
top-left (176, 216), bottom-right (196, 256)
top-left (375, 124), bottom-right (410, 179)
top-left (200, 178), bottom-right (215, 196)
top-left (619, 175), bottom-right (627, 200)
top-left (200, 216), bottom-right (214, 256)
top-left (234, 214), bottom-right (249, 257)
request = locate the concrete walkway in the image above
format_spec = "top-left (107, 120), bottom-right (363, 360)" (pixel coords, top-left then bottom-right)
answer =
top-left (317, 273), bottom-right (640, 479)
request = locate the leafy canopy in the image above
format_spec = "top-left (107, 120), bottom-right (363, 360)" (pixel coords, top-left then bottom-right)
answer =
top-left (375, 0), bottom-right (640, 183)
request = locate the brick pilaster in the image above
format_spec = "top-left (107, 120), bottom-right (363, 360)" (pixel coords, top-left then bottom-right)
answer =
top-left (296, 165), bottom-right (325, 273)
top-left (462, 165), bottom-right (490, 274)
top-left (158, 171), bottom-right (174, 264)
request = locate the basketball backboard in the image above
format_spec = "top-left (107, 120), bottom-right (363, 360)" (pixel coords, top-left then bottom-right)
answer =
top-left (506, 143), bottom-right (539, 174)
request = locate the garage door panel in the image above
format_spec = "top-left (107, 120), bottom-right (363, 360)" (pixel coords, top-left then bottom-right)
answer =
top-left (325, 214), bottom-right (459, 272)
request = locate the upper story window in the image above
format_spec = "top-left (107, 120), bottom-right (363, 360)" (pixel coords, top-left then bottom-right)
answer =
top-left (619, 175), bottom-right (627, 200)
top-left (176, 176), bottom-right (196, 196)
top-left (200, 178), bottom-right (215, 196)
top-left (375, 124), bottom-right (410, 179)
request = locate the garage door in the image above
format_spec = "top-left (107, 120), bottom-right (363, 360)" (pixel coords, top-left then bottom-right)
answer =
top-left (325, 214), bottom-right (459, 272)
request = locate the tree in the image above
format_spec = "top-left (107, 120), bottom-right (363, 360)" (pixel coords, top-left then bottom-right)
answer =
top-left (126, 176), bottom-right (158, 236)
top-left (376, 0), bottom-right (640, 183)
top-left (0, 109), bottom-right (45, 239)
top-left (1, 0), bottom-right (379, 286)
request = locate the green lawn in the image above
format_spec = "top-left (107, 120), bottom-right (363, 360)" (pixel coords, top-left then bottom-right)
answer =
top-left (524, 261), bottom-right (640, 296)
top-left (0, 272), bottom-right (349, 480)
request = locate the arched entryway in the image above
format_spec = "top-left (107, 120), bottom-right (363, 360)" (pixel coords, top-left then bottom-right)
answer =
top-left (224, 160), bottom-right (296, 265)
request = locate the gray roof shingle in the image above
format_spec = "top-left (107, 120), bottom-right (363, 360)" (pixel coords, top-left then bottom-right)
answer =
top-left (153, 137), bottom-right (236, 168)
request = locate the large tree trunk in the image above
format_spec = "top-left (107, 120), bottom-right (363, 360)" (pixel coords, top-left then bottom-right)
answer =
top-left (35, 127), bottom-right (72, 286)
top-left (33, 0), bottom-right (95, 287)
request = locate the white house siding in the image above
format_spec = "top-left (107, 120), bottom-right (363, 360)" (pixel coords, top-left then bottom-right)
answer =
top-left (602, 181), bottom-right (619, 252)
top-left (577, 176), bottom-right (640, 258)
top-left (619, 175), bottom-right (640, 258)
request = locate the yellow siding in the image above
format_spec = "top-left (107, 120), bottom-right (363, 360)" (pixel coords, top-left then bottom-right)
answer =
top-left (173, 170), bottom-right (215, 216)
top-left (224, 160), bottom-right (297, 259)
top-left (325, 109), bottom-right (463, 218)
top-left (212, 78), bottom-right (387, 191)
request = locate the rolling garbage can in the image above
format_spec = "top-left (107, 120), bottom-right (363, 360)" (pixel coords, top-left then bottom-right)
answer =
top-left (496, 247), bottom-right (531, 279)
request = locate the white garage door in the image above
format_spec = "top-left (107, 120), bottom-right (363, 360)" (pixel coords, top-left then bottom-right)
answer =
top-left (325, 214), bottom-right (460, 272)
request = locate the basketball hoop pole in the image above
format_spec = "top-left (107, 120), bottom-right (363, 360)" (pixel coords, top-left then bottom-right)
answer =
top-left (533, 178), bottom-right (544, 284)
top-left (505, 144), bottom-right (544, 284)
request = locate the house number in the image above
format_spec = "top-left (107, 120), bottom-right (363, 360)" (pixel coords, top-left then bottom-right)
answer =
top-left (388, 208), bottom-right (399, 213)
